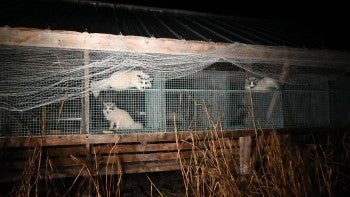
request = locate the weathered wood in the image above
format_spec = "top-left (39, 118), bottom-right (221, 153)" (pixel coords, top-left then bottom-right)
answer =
top-left (92, 142), bottom-right (193, 154)
top-left (0, 127), bottom-right (339, 181)
top-left (61, 160), bottom-right (181, 176)
top-left (0, 155), bottom-right (87, 168)
top-left (266, 62), bottom-right (290, 120)
top-left (239, 136), bottom-right (251, 175)
top-left (0, 127), bottom-right (340, 148)
top-left (0, 135), bottom-right (89, 147)
top-left (122, 161), bottom-right (180, 174)
top-left (1, 27), bottom-right (350, 66)
top-left (89, 130), bottom-right (253, 144)
top-left (0, 146), bottom-right (87, 159)
top-left (0, 131), bottom-right (251, 148)
top-left (99, 151), bottom-right (192, 163)
top-left (92, 138), bottom-right (239, 155)
top-left (82, 49), bottom-right (90, 134)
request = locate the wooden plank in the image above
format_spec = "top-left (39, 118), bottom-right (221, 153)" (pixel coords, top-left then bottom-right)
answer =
top-left (89, 130), bottom-right (254, 144)
top-left (0, 27), bottom-right (224, 55)
top-left (0, 135), bottom-right (89, 147)
top-left (239, 136), bottom-right (251, 175)
top-left (0, 156), bottom-right (87, 169)
top-left (123, 161), bottom-right (180, 174)
top-left (98, 151), bottom-right (193, 163)
top-left (56, 160), bottom-right (181, 176)
top-left (97, 147), bottom-right (239, 164)
top-left (92, 142), bottom-right (193, 154)
top-left (266, 62), bottom-right (290, 120)
top-left (92, 138), bottom-right (239, 154)
top-left (1, 27), bottom-right (350, 66)
top-left (45, 146), bottom-right (87, 157)
top-left (0, 146), bottom-right (87, 159)
top-left (1, 127), bottom-right (339, 148)
top-left (82, 49), bottom-right (90, 134)
top-left (0, 130), bottom-right (252, 147)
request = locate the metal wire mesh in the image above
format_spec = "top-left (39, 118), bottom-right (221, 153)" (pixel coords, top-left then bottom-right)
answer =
top-left (0, 98), bottom-right (82, 136)
top-left (329, 78), bottom-right (350, 126)
top-left (282, 78), bottom-right (330, 127)
top-left (1, 45), bottom-right (349, 136)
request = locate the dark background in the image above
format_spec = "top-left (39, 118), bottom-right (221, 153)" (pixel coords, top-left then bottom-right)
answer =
top-left (2, 0), bottom-right (349, 50)
top-left (96, 0), bottom-right (349, 50)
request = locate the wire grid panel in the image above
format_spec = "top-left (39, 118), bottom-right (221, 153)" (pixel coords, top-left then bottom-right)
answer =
top-left (329, 78), bottom-right (350, 126)
top-left (242, 91), bottom-right (284, 129)
top-left (0, 46), bottom-right (84, 136)
top-left (86, 70), bottom-right (286, 134)
top-left (89, 90), bottom-right (146, 134)
top-left (330, 90), bottom-right (350, 126)
top-left (45, 99), bottom-right (83, 135)
top-left (0, 98), bottom-right (83, 136)
top-left (0, 107), bottom-right (41, 136)
top-left (165, 71), bottom-right (232, 131)
top-left (282, 79), bottom-right (331, 127)
top-left (165, 91), bottom-right (229, 131)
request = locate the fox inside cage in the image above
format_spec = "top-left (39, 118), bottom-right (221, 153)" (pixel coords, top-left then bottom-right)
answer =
top-left (0, 67), bottom-right (336, 136)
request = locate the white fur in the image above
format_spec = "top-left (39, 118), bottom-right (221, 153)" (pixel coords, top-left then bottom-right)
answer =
top-left (245, 77), bottom-right (280, 91)
top-left (90, 70), bottom-right (152, 97)
top-left (103, 102), bottom-right (143, 130)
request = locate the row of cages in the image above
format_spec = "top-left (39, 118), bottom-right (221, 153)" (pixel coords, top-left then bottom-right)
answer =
top-left (1, 71), bottom-right (349, 136)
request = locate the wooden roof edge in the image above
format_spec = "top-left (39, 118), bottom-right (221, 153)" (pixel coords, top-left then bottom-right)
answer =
top-left (1, 26), bottom-right (350, 66)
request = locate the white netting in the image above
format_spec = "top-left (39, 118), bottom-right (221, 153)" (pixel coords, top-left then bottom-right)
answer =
top-left (0, 44), bottom-right (348, 111)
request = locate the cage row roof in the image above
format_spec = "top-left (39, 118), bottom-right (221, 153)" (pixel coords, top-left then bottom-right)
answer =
top-left (0, 0), bottom-right (334, 50)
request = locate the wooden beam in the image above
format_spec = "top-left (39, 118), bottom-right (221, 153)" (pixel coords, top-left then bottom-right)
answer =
top-left (0, 130), bottom-right (255, 147)
top-left (239, 136), bottom-right (251, 175)
top-left (82, 49), bottom-right (90, 134)
top-left (0, 126), bottom-right (342, 148)
top-left (1, 27), bottom-right (350, 67)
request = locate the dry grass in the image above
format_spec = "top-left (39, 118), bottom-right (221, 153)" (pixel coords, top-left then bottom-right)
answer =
top-left (4, 102), bottom-right (350, 196)
top-left (7, 141), bottom-right (123, 197)
top-left (174, 103), bottom-right (348, 197)
top-left (176, 127), bottom-right (344, 196)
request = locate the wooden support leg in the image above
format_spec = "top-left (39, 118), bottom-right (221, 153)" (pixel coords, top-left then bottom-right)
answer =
top-left (239, 136), bottom-right (251, 175)
top-left (266, 63), bottom-right (290, 121)
top-left (82, 49), bottom-right (90, 134)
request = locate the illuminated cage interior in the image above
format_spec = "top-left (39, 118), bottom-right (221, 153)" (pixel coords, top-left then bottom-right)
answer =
top-left (0, 45), bottom-right (349, 136)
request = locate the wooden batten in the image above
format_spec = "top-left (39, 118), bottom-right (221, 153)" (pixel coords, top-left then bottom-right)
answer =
top-left (0, 130), bottom-right (247, 181)
top-left (1, 27), bottom-right (350, 66)
top-left (0, 130), bottom-right (254, 147)
top-left (0, 126), bottom-right (341, 181)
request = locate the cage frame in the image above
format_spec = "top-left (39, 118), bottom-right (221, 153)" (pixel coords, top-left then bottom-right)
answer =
top-left (1, 27), bottom-right (350, 178)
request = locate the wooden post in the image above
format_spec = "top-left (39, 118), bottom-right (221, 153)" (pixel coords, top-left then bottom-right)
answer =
top-left (239, 136), bottom-right (251, 174)
top-left (82, 50), bottom-right (90, 134)
top-left (83, 50), bottom-right (91, 167)
top-left (266, 63), bottom-right (290, 121)
top-left (146, 74), bottom-right (166, 131)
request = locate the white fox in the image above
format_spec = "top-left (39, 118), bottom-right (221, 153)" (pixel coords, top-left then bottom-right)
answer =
top-left (90, 70), bottom-right (152, 97)
top-left (245, 77), bottom-right (280, 91)
top-left (103, 102), bottom-right (143, 130)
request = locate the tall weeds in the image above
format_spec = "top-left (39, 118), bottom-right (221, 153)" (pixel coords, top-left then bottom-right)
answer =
top-left (7, 141), bottom-right (123, 197)
top-left (175, 116), bottom-right (345, 196)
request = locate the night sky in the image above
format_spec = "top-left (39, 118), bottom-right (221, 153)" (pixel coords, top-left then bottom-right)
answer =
top-left (3, 0), bottom-right (350, 51)
top-left (97, 0), bottom-right (349, 51)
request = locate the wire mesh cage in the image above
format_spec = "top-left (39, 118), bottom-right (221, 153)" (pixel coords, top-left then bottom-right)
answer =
top-left (1, 45), bottom-right (350, 137)
top-left (329, 78), bottom-right (350, 126)
top-left (282, 77), bottom-right (331, 127)
top-left (90, 90), bottom-right (146, 134)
